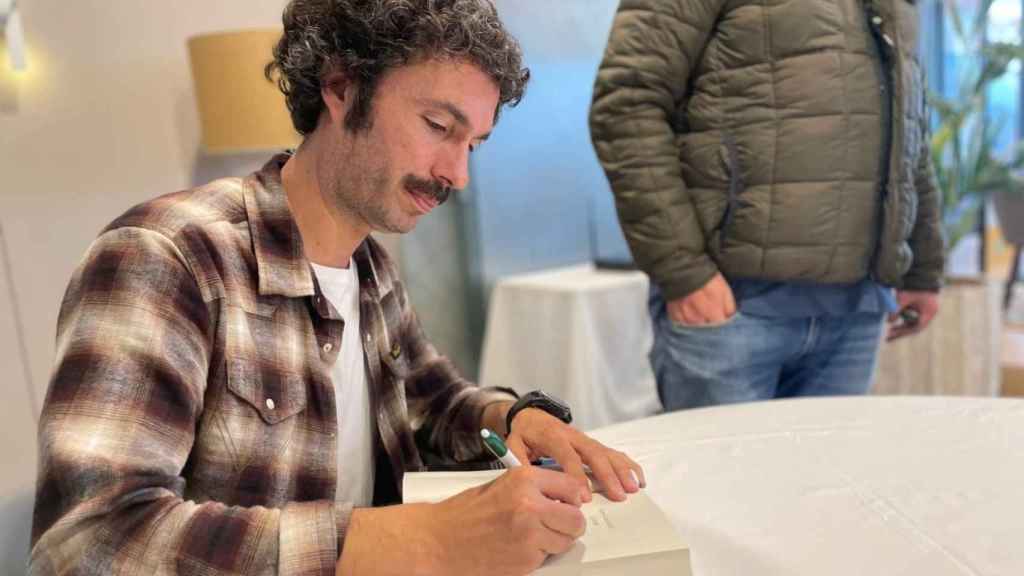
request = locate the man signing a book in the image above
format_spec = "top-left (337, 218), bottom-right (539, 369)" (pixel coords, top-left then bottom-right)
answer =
top-left (28, 1), bottom-right (645, 575)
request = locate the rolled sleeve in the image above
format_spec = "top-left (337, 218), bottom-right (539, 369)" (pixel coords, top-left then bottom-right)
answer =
top-left (279, 501), bottom-right (345, 575)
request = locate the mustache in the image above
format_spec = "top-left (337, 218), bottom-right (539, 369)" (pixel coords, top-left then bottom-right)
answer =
top-left (403, 174), bottom-right (450, 206)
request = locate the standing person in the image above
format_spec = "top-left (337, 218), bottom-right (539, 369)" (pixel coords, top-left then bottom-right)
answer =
top-left (30, 1), bottom-right (645, 574)
top-left (589, 0), bottom-right (943, 411)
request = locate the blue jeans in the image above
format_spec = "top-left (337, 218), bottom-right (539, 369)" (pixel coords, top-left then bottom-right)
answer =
top-left (649, 287), bottom-right (886, 411)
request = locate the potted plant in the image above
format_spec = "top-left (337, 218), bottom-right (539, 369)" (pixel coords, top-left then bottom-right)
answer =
top-left (875, 0), bottom-right (1024, 396)
top-left (931, 1), bottom-right (1024, 250)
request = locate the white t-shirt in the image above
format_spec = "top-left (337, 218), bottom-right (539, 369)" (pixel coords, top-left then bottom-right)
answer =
top-left (311, 260), bottom-right (375, 507)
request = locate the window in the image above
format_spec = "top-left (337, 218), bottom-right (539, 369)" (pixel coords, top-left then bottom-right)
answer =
top-left (923, 0), bottom-right (1023, 155)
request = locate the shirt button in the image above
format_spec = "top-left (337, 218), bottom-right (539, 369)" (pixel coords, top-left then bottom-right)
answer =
top-left (323, 342), bottom-right (333, 353)
top-left (365, 334), bottom-right (371, 343)
top-left (872, 15), bottom-right (882, 25)
top-left (266, 398), bottom-right (276, 410)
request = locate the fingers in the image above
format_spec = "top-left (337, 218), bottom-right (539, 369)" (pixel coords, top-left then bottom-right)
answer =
top-left (887, 299), bottom-right (938, 342)
top-left (541, 436), bottom-right (591, 502)
top-left (680, 306), bottom-right (703, 326)
top-left (538, 530), bottom-right (578, 556)
top-left (573, 442), bottom-right (646, 502)
top-left (666, 299), bottom-right (690, 325)
top-left (723, 283), bottom-right (738, 318)
top-left (713, 273), bottom-right (737, 318)
top-left (506, 433), bottom-right (531, 467)
top-left (670, 274), bottom-right (736, 326)
top-left (612, 452), bottom-right (646, 492)
top-left (529, 466), bottom-right (585, 507)
top-left (887, 326), bottom-right (911, 341)
top-left (675, 292), bottom-right (715, 325)
top-left (539, 499), bottom-right (587, 541)
top-left (691, 289), bottom-right (724, 324)
top-left (579, 442), bottom-right (625, 501)
top-left (536, 498), bottom-right (585, 556)
top-left (887, 316), bottom-right (929, 341)
top-left (512, 413), bottom-right (645, 506)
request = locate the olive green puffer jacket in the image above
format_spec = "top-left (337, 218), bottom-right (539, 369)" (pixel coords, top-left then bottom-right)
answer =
top-left (590, 0), bottom-right (944, 301)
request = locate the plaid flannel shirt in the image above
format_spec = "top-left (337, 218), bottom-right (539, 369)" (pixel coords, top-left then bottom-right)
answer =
top-left (30, 154), bottom-right (515, 575)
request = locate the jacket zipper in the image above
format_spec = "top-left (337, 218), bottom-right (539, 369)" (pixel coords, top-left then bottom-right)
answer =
top-left (863, 0), bottom-right (895, 279)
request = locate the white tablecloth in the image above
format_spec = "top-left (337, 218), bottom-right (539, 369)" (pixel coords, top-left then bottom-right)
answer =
top-left (589, 396), bottom-right (1024, 576)
top-left (479, 263), bottom-right (662, 431)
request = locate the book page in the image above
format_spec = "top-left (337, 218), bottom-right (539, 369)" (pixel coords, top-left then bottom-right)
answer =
top-left (402, 469), bottom-right (504, 504)
top-left (403, 470), bottom-right (688, 572)
top-left (538, 491), bottom-right (685, 568)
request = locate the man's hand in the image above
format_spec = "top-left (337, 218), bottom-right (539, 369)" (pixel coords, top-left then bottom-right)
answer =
top-left (505, 409), bottom-right (645, 503)
top-left (433, 467), bottom-right (587, 575)
top-left (666, 273), bottom-right (736, 326)
top-left (887, 290), bottom-right (940, 341)
top-left (337, 467), bottom-right (586, 576)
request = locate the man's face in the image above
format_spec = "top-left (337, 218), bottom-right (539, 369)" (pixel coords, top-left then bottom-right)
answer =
top-left (318, 58), bottom-right (500, 235)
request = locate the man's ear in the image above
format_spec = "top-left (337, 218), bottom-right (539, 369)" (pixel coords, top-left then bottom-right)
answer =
top-left (321, 71), bottom-right (352, 125)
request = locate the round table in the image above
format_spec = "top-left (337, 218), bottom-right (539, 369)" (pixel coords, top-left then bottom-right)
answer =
top-left (589, 396), bottom-right (1024, 575)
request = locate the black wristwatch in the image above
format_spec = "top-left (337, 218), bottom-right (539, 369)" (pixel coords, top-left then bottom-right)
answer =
top-left (506, 390), bottom-right (572, 433)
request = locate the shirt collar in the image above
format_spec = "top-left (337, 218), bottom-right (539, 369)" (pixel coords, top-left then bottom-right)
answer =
top-left (245, 153), bottom-right (392, 300)
top-left (244, 153), bottom-right (316, 298)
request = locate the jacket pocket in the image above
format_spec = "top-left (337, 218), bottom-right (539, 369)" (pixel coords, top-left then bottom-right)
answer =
top-left (901, 182), bottom-right (919, 240)
top-left (716, 132), bottom-right (744, 247)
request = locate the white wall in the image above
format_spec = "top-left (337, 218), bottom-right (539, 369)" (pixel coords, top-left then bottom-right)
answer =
top-left (0, 1), bottom-right (294, 571)
top-left (0, 223), bottom-right (38, 574)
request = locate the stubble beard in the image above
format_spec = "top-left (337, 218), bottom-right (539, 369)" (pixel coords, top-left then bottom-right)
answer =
top-left (324, 126), bottom-right (451, 236)
top-left (326, 141), bottom-right (411, 235)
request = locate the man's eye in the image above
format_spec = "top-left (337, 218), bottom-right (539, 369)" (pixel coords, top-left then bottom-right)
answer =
top-left (425, 118), bottom-right (447, 134)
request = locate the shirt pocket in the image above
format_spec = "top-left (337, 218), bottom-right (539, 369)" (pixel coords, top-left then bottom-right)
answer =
top-left (216, 359), bottom-right (307, 489)
top-left (224, 302), bottom-right (309, 424)
top-left (226, 359), bottom-right (307, 425)
top-left (218, 304), bottom-right (309, 481)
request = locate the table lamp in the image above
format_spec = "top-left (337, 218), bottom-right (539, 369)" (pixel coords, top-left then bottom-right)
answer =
top-left (187, 29), bottom-right (300, 154)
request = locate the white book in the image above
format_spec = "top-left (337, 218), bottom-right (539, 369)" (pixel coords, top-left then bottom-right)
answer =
top-left (402, 470), bottom-right (691, 575)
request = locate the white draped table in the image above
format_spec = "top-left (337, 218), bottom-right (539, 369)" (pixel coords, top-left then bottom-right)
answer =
top-left (588, 396), bottom-right (1024, 576)
top-left (479, 263), bottom-right (662, 431)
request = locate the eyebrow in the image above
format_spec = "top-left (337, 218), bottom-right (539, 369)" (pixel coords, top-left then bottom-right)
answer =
top-left (419, 98), bottom-right (492, 141)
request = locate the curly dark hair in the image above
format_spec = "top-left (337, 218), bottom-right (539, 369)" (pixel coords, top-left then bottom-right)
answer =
top-left (265, 0), bottom-right (530, 135)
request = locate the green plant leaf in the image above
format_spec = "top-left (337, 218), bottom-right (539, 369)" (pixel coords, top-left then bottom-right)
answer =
top-left (931, 0), bottom-right (1024, 250)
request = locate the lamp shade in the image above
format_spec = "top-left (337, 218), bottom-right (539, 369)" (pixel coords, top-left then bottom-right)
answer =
top-left (188, 29), bottom-right (300, 154)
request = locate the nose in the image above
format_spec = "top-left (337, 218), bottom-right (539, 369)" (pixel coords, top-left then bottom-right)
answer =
top-left (432, 144), bottom-right (470, 191)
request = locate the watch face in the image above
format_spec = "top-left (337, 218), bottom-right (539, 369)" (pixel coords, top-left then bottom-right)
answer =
top-left (508, 391), bottom-right (573, 431)
top-left (531, 392), bottom-right (571, 422)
